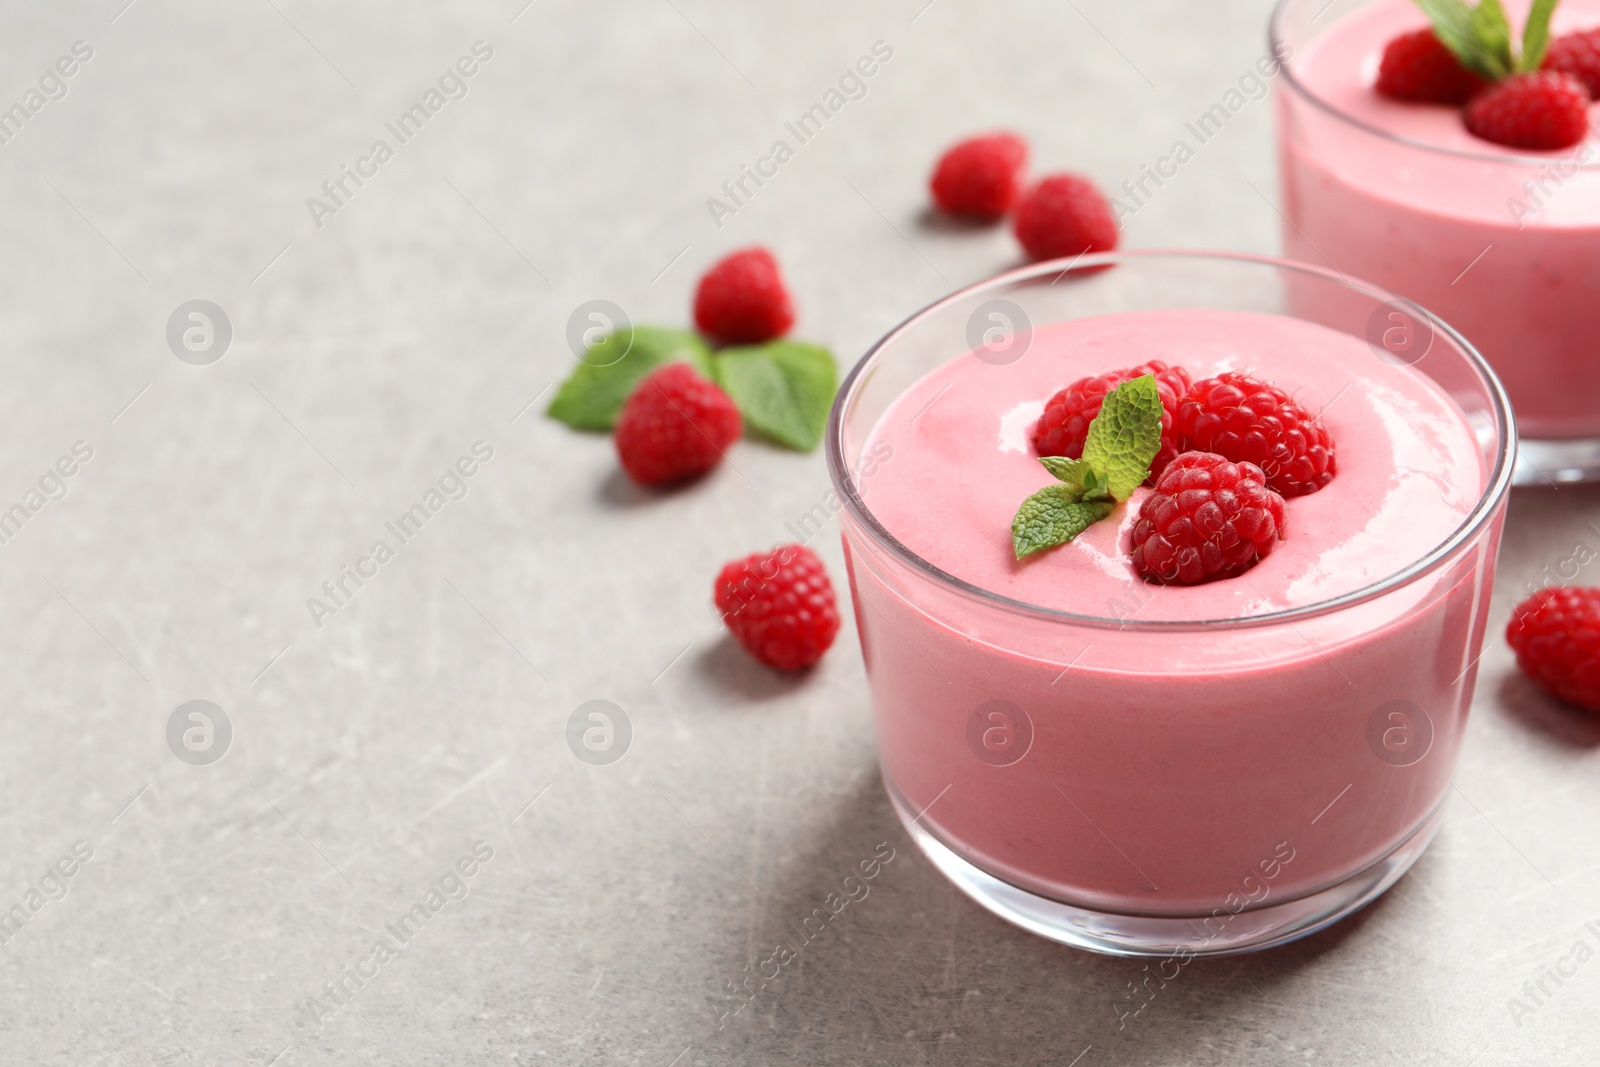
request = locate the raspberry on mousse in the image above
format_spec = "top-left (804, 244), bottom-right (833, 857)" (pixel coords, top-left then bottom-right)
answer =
top-left (1465, 71), bottom-right (1592, 151)
top-left (1175, 372), bottom-right (1336, 498)
top-left (1375, 27), bottom-right (1489, 104)
top-left (1130, 452), bottom-right (1288, 587)
top-left (1031, 361), bottom-right (1191, 480)
top-left (1545, 28), bottom-right (1600, 97)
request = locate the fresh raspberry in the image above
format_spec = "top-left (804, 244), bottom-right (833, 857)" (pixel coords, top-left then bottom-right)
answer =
top-left (1011, 174), bottom-right (1118, 262)
top-left (715, 544), bottom-right (840, 670)
top-left (1464, 71), bottom-right (1591, 151)
top-left (1030, 361), bottom-right (1192, 480)
top-left (614, 363), bottom-right (741, 486)
top-left (1546, 29), bottom-right (1600, 98)
top-left (1374, 28), bottom-right (1488, 104)
top-left (1175, 373), bottom-right (1335, 498)
top-left (1506, 587), bottom-right (1600, 713)
top-left (692, 247), bottom-right (796, 346)
top-left (929, 132), bottom-right (1029, 220)
top-left (1130, 452), bottom-right (1287, 586)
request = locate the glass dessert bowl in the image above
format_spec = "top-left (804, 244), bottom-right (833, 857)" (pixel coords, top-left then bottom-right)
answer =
top-left (1273, 0), bottom-right (1600, 484)
top-left (826, 250), bottom-right (1514, 957)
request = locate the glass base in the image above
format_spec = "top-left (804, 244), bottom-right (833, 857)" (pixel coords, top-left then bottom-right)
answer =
top-left (888, 782), bottom-right (1442, 958)
top-left (1513, 437), bottom-right (1600, 486)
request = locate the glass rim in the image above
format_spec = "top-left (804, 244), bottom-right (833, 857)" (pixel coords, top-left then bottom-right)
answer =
top-left (1269, 0), bottom-right (1600, 168)
top-left (824, 248), bottom-right (1517, 633)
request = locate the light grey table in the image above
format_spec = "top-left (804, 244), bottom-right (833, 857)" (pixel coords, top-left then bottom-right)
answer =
top-left (1, 1), bottom-right (1596, 1064)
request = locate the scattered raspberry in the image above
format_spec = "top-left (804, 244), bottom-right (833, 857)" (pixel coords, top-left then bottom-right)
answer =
top-left (1374, 28), bottom-right (1489, 104)
top-left (1031, 362), bottom-right (1192, 480)
top-left (1545, 29), bottom-right (1600, 98)
top-left (614, 363), bottom-right (741, 486)
top-left (715, 544), bottom-right (840, 670)
top-left (929, 132), bottom-right (1030, 220)
top-left (1464, 71), bottom-right (1591, 151)
top-left (693, 247), bottom-right (796, 345)
top-left (1175, 373), bottom-right (1335, 498)
top-left (1011, 174), bottom-right (1118, 262)
top-left (1507, 587), bottom-right (1600, 713)
top-left (1130, 452), bottom-right (1286, 586)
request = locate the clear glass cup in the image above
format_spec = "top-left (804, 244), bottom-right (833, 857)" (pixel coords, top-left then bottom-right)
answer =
top-left (1272, 0), bottom-right (1600, 484)
top-left (826, 250), bottom-right (1514, 957)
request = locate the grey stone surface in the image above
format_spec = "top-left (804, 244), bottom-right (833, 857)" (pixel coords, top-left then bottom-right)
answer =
top-left (0, 0), bottom-right (1596, 1064)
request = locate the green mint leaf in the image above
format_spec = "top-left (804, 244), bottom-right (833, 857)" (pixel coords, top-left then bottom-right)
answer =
top-left (1012, 487), bottom-right (1113, 559)
top-left (712, 340), bottom-right (838, 451)
top-left (547, 326), bottom-right (714, 431)
top-left (1414, 0), bottom-right (1507, 77)
top-left (1521, 0), bottom-right (1559, 69)
top-left (1079, 375), bottom-right (1163, 502)
top-left (1039, 455), bottom-right (1093, 491)
top-left (1470, 0), bottom-right (1516, 76)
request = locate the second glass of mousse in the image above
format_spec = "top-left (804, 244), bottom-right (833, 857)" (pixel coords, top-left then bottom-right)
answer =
top-left (1273, 0), bottom-right (1600, 482)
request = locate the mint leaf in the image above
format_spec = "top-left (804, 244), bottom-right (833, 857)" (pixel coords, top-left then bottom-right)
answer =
top-left (1414, 0), bottom-right (1514, 77)
top-left (1415, 0), bottom-right (1486, 71)
top-left (1012, 487), bottom-right (1113, 559)
top-left (1010, 375), bottom-right (1160, 559)
top-left (1411, 0), bottom-right (1562, 77)
top-left (712, 341), bottom-right (837, 451)
top-left (1039, 455), bottom-right (1094, 492)
top-left (547, 326), bottom-right (714, 431)
top-left (1469, 0), bottom-right (1515, 76)
top-left (1079, 375), bottom-right (1163, 501)
top-left (1522, 0), bottom-right (1558, 69)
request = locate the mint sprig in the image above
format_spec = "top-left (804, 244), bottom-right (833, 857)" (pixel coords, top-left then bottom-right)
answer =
top-left (548, 325), bottom-right (839, 451)
top-left (1012, 493), bottom-right (1114, 559)
top-left (712, 340), bottom-right (837, 452)
top-left (1080, 372), bottom-right (1165, 500)
top-left (1011, 375), bottom-right (1162, 559)
top-left (547, 326), bottom-right (714, 431)
top-left (1414, 0), bottom-right (1559, 78)
top-left (1522, 0), bottom-right (1560, 69)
